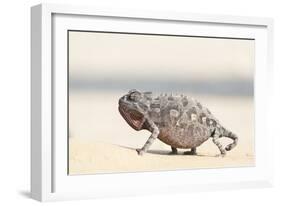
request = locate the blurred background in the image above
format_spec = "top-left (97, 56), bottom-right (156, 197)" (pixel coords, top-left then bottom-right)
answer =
top-left (68, 31), bottom-right (254, 156)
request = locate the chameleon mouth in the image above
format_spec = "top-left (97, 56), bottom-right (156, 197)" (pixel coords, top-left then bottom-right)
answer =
top-left (118, 106), bottom-right (144, 131)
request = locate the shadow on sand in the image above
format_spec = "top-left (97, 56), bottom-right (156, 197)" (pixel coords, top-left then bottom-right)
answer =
top-left (119, 145), bottom-right (214, 157)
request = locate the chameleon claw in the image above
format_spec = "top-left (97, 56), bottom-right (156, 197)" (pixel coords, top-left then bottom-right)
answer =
top-left (136, 149), bottom-right (144, 156)
top-left (169, 151), bottom-right (177, 155)
top-left (215, 153), bottom-right (226, 158)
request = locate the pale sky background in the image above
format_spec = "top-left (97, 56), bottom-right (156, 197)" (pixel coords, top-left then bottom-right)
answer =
top-left (68, 31), bottom-right (255, 96)
top-left (69, 31), bottom-right (254, 80)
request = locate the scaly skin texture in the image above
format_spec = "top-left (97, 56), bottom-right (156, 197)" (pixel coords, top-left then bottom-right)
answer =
top-left (118, 89), bottom-right (238, 157)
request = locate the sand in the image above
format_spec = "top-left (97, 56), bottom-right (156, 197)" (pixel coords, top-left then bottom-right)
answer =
top-left (69, 138), bottom-right (254, 175)
top-left (69, 92), bottom-right (255, 175)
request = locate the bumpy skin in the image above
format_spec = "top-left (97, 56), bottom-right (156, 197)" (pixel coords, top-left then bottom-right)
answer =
top-left (118, 89), bottom-right (238, 156)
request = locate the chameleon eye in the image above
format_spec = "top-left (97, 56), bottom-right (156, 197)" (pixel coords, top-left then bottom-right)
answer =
top-left (128, 94), bottom-right (134, 101)
top-left (129, 92), bottom-right (141, 101)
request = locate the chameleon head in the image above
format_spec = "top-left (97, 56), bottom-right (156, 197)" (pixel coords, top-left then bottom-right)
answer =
top-left (118, 89), bottom-right (151, 131)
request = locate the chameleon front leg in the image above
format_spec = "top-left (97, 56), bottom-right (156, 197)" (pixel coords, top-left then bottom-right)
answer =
top-left (170, 147), bottom-right (178, 155)
top-left (136, 120), bottom-right (159, 155)
top-left (212, 129), bottom-right (226, 157)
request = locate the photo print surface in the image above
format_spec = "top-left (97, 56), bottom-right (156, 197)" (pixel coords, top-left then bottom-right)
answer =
top-left (68, 31), bottom-right (255, 175)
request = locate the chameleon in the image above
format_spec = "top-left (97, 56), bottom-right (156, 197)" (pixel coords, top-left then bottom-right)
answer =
top-left (118, 89), bottom-right (238, 157)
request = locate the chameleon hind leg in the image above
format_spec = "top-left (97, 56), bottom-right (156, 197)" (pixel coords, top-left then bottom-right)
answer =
top-left (212, 129), bottom-right (226, 157)
top-left (184, 148), bottom-right (197, 155)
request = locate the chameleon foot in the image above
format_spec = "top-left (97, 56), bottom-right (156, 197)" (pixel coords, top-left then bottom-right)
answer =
top-left (215, 152), bottom-right (226, 157)
top-left (136, 148), bottom-right (144, 156)
top-left (184, 148), bottom-right (197, 155)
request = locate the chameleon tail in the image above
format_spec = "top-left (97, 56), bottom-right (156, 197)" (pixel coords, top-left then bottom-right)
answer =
top-left (222, 128), bottom-right (238, 151)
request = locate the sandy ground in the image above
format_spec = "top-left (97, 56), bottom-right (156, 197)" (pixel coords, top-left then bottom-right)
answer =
top-left (69, 139), bottom-right (254, 175)
top-left (69, 91), bottom-right (255, 175)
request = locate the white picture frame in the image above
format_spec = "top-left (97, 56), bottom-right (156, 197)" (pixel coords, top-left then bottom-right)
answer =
top-left (31, 3), bottom-right (274, 202)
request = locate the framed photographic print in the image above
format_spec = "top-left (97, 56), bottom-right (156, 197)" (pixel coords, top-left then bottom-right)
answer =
top-left (31, 3), bottom-right (274, 201)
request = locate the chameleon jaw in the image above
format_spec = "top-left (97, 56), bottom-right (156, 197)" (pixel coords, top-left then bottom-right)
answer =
top-left (118, 106), bottom-right (144, 131)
